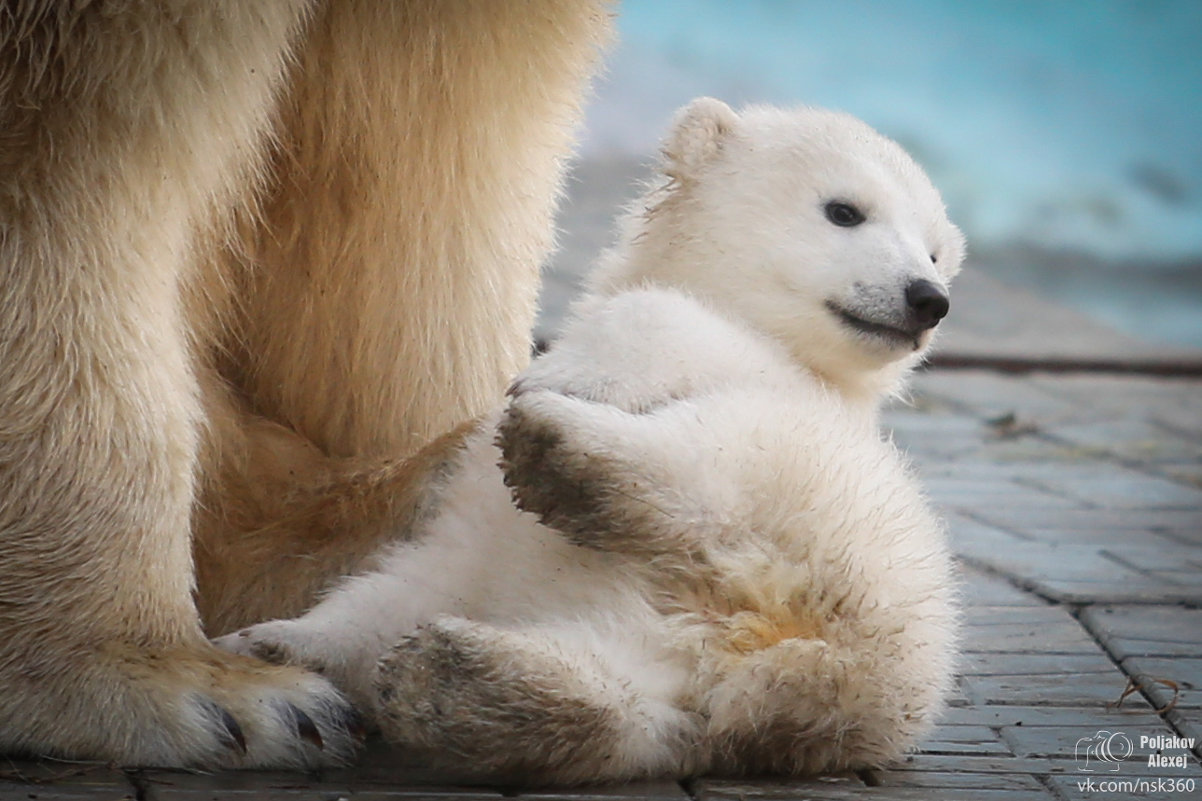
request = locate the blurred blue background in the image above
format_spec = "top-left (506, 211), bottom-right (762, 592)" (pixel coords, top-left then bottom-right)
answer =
top-left (574, 0), bottom-right (1202, 347)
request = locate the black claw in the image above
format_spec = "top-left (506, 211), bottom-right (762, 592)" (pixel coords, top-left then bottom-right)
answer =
top-left (340, 706), bottom-right (368, 742)
top-left (197, 697), bottom-right (248, 755)
top-left (220, 707), bottom-right (248, 754)
top-left (291, 705), bottom-right (324, 750)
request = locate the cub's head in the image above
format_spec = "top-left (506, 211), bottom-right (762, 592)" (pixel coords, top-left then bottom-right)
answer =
top-left (593, 97), bottom-right (965, 401)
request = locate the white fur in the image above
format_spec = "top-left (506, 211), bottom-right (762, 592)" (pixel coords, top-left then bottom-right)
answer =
top-left (217, 99), bottom-right (964, 783)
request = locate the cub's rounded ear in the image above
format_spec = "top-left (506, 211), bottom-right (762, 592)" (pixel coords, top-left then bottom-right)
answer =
top-left (662, 97), bottom-right (738, 178)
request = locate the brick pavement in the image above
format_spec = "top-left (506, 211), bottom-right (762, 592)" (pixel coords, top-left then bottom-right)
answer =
top-left (5, 369), bottom-right (1199, 800)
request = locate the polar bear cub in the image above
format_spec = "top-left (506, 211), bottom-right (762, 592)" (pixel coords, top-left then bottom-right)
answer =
top-left (217, 98), bottom-right (965, 783)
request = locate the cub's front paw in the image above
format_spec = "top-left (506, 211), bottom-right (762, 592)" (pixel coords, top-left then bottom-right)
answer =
top-left (498, 391), bottom-right (592, 535)
top-left (215, 620), bottom-right (378, 714)
top-left (497, 390), bottom-right (650, 549)
top-left (214, 620), bottom-right (314, 671)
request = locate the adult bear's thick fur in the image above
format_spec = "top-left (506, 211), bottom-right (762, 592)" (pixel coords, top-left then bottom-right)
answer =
top-left (0, 1), bottom-right (610, 769)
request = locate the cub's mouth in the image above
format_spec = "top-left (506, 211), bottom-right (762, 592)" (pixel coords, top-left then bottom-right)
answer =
top-left (825, 301), bottom-right (923, 352)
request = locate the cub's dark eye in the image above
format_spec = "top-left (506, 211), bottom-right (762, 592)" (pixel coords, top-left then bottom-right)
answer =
top-left (824, 201), bottom-right (865, 227)
top-left (930, 253), bottom-right (938, 264)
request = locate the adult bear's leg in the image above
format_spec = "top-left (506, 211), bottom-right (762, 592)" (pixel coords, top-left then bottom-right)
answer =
top-left (193, 0), bottom-right (613, 632)
top-left (0, 2), bottom-right (358, 768)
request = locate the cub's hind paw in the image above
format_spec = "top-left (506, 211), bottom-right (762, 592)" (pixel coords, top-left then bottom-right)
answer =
top-left (372, 617), bottom-right (626, 784)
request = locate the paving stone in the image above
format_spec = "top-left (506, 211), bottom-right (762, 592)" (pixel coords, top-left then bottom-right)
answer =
top-left (960, 606), bottom-right (1103, 655)
top-left (887, 753), bottom-right (1080, 776)
top-left (1079, 607), bottom-right (1202, 660)
top-left (1019, 528), bottom-right (1187, 548)
top-left (948, 510), bottom-right (1163, 551)
top-left (512, 781), bottom-right (690, 800)
top-left (0, 760), bottom-right (133, 800)
top-left (693, 776), bottom-right (1052, 800)
top-left (1098, 547), bottom-right (1202, 573)
top-left (1027, 376), bottom-right (1202, 435)
top-left (1120, 658), bottom-right (1202, 710)
top-left (957, 563), bottom-right (1048, 607)
top-left (0, 785), bottom-right (134, 801)
top-left (965, 507), bottom-right (1202, 536)
top-left (961, 673), bottom-right (1146, 709)
top-left (1023, 579), bottom-right (1202, 606)
top-left (919, 725), bottom-right (1012, 757)
top-left (950, 516), bottom-right (1037, 548)
top-left (1048, 418), bottom-right (1202, 466)
top-left (885, 417), bottom-right (992, 460)
top-left (955, 537), bottom-right (1196, 604)
top-left (909, 370), bottom-right (1080, 419)
top-left (138, 770), bottom-right (358, 800)
top-left (940, 705), bottom-right (1166, 730)
top-left (1024, 471), bottom-right (1202, 511)
top-left (690, 775), bottom-right (866, 800)
top-left (958, 652), bottom-right (1122, 677)
top-left (867, 768), bottom-right (1048, 791)
top-left (926, 476), bottom-right (1079, 503)
top-left (937, 486), bottom-right (1087, 510)
top-left (142, 787), bottom-right (352, 800)
top-left (1158, 460), bottom-right (1202, 489)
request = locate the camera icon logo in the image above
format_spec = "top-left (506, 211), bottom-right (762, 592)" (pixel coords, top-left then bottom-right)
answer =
top-left (1075, 730), bottom-right (1133, 772)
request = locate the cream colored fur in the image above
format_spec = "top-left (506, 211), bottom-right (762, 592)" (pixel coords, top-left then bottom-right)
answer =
top-left (218, 99), bottom-right (964, 783)
top-left (0, 0), bottom-right (610, 768)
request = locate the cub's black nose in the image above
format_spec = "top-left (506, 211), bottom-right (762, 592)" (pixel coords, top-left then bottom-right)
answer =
top-left (905, 279), bottom-right (950, 330)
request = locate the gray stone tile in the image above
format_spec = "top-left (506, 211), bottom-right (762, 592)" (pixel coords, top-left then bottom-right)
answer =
top-left (957, 563), bottom-right (1049, 608)
top-left (958, 653), bottom-right (1121, 677)
top-left (956, 540), bottom-right (1171, 604)
top-left (887, 753), bottom-right (1079, 776)
top-left (1080, 606), bottom-right (1202, 659)
top-left (960, 606), bottom-right (1102, 655)
top-left (1049, 418), bottom-right (1202, 465)
top-left (138, 770), bottom-right (359, 799)
top-left (690, 775), bottom-right (867, 800)
top-left (919, 725), bottom-right (1012, 757)
top-left (961, 672), bottom-right (1146, 709)
top-left (694, 776), bottom-right (1051, 800)
top-left (1024, 579), bottom-right (1202, 606)
top-left (1018, 529), bottom-right (1187, 548)
top-left (1101, 546), bottom-right (1202, 574)
top-left (868, 769), bottom-right (1048, 791)
top-left (909, 370), bottom-right (1079, 419)
top-left (936, 486), bottom-right (1086, 510)
top-left (514, 781), bottom-right (690, 799)
top-left (0, 760), bottom-right (133, 800)
top-left (1120, 657), bottom-right (1202, 710)
top-left (949, 516), bottom-right (1036, 548)
top-left (886, 419), bottom-right (993, 461)
top-left (966, 507), bottom-right (1202, 535)
top-left (1027, 376), bottom-right (1202, 429)
top-left (939, 705), bottom-right (1166, 730)
top-left (0, 785), bottom-right (133, 800)
top-left (1010, 460), bottom-right (1202, 510)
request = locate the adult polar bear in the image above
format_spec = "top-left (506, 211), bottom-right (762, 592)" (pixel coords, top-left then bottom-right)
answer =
top-left (0, 2), bottom-right (610, 769)
top-left (220, 99), bottom-right (965, 783)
